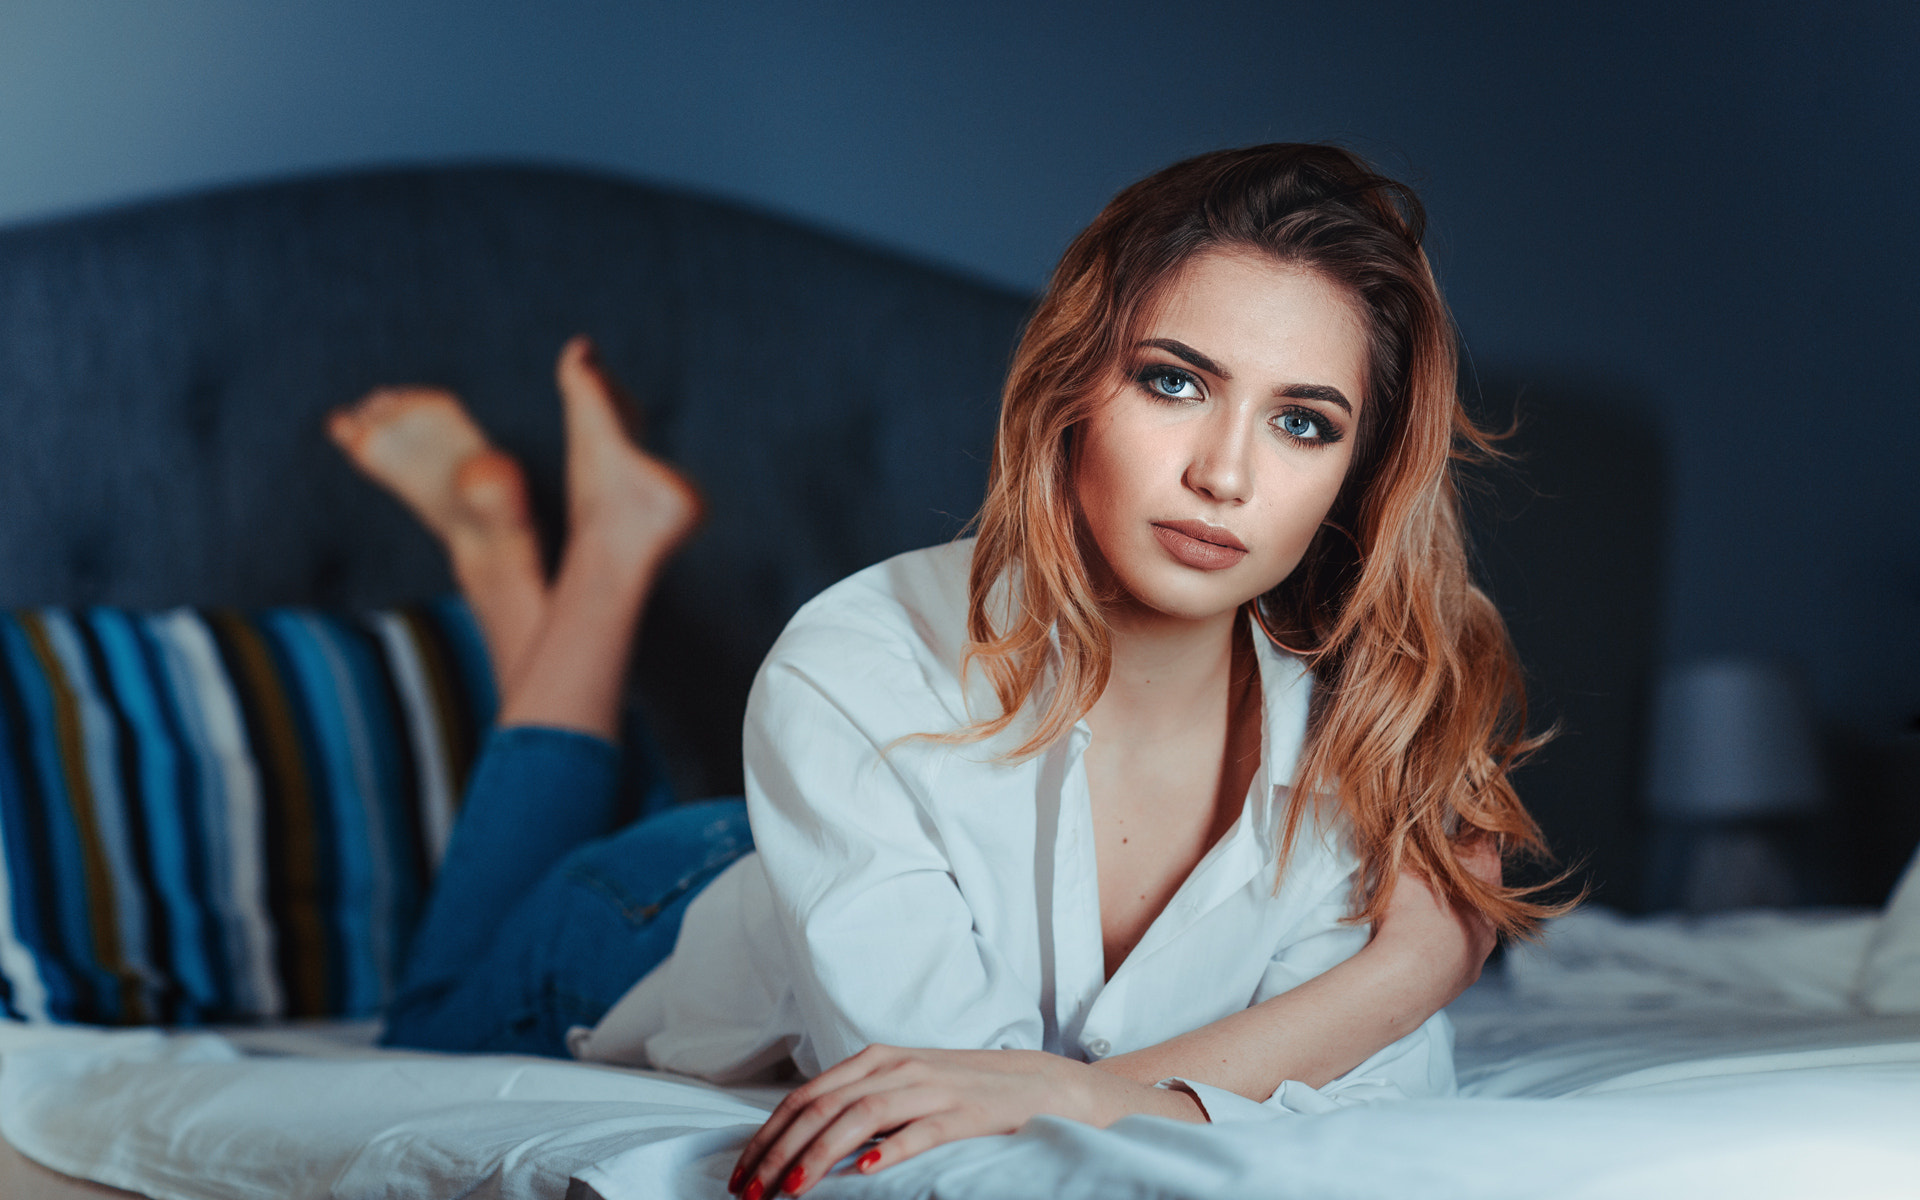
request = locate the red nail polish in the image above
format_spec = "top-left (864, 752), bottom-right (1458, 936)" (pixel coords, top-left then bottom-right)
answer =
top-left (742, 1179), bottom-right (763, 1200)
top-left (782, 1165), bottom-right (806, 1193)
top-left (727, 1166), bottom-right (744, 1193)
top-left (857, 1150), bottom-right (881, 1172)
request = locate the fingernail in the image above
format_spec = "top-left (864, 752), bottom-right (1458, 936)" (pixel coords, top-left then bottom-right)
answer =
top-left (742, 1179), bottom-right (763, 1200)
top-left (857, 1150), bottom-right (881, 1172)
top-left (727, 1166), bottom-right (743, 1193)
top-left (782, 1165), bottom-right (805, 1193)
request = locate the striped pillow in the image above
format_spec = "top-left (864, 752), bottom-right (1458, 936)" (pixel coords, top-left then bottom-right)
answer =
top-left (0, 599), bottom-right (495, 1026)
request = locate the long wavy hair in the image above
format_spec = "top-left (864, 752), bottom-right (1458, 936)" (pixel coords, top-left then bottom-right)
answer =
top-left (960, 143), bottom-right (1567, 937)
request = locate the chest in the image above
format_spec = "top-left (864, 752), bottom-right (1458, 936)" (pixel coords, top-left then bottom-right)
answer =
top-left (1081, 703), bottom-right (1263, 980)
top-left (915, 673), bottom-right (1325, 1056)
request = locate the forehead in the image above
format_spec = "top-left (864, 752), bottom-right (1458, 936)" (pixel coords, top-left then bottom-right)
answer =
top-left (1141, 249), bottom-right (1370, 399)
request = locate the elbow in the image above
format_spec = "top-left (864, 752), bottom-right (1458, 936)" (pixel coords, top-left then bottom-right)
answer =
top-left (1461, 912), bottom-right (1497, 986)
top-left (1439, 908), bottom-right (1496, 998)
top-left (1373, 859), bottom-right (1501, 1001)
top-left (1368, 902), bottom-right (1495, 1006)
top-left (1459, 942), bottom-right (1488, 992)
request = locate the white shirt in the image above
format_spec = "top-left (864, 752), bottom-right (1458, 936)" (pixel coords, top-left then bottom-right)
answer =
top-left (570, 539), bottom-right (1454, 1120)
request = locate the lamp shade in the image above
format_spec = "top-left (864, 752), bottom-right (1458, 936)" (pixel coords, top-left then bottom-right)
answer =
top-left (1645, 659), bottom-right (1826, 821)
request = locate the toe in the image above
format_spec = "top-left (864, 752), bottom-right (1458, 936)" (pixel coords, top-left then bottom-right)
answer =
top-left (555, 335), bottom-right (596, 392)
top-left (324, 407), bottom-right (359, 448)
top-left (556, 336), bottom-right (646, 442)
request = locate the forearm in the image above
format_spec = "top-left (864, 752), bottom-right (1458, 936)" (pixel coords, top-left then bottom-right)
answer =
top-left (731, 895), bottom-right (1482, 1185)
top-left (1092, 935), bottom-right (1453, 1098)
top-left (1075, 1065), bottom-right (1211, 1125)
top-left (1096, 869), bottom-right (1493, 1101)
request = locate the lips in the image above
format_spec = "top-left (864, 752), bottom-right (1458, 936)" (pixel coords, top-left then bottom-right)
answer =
top-left (1151, 520), bottom-right (1248, 571)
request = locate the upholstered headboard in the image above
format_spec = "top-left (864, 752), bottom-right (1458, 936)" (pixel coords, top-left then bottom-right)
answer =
top-left (0, 166), bottom-right (1031, 800)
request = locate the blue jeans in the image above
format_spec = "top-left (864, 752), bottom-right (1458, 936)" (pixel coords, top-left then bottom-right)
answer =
top-left (381, 724), bottom-right (754, 1057)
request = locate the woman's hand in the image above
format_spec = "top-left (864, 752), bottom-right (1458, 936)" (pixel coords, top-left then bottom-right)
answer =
top-left (728, 1044), bottom-right (1203, 1197)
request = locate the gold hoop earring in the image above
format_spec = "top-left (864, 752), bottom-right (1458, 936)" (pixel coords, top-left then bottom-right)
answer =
top-left (1318, 519), bottom-right (1358, 551)
top-left (1249, 598), bottom-right (1320, 658)
top-left (1249, 520), bottom-right (1361, 658)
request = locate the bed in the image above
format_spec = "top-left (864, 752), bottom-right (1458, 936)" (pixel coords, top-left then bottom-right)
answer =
top-left (2, 165), bottom-right (1913, 1200)
top-left (6, 899), bottom-right (1920, 1200)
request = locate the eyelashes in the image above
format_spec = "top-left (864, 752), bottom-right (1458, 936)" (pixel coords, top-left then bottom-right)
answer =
top-left (1128, 363), bottom-right (1344, 447)
top-left (1276, 409), bottom-right (1336, 443)
top-left (1135, 364), bottom-right (1202, 401)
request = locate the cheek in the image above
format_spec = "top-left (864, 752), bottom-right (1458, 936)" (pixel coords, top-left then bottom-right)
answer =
top-left (1256, 457), bottom-right (1354, 568)
top-left (1071, 411), bottom-right (1137, 523)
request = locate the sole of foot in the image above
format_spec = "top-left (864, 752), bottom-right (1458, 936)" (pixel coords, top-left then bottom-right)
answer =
top-left (327, 385), bottom-right (540, 557)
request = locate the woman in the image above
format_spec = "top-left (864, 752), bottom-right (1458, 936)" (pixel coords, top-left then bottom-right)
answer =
top-left (332, 143), bottom-right (1559, 1199)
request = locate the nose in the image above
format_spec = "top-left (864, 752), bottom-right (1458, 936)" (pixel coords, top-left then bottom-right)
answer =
top-left (1182, 405), bottom-right (1253, 504)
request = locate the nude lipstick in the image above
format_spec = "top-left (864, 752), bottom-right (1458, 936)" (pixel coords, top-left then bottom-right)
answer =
top-left (1151, 520), bottom-right (1248, 570)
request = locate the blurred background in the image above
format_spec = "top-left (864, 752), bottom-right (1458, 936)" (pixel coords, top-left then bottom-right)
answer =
top-left (2, 0), bottom-right (1915, 909)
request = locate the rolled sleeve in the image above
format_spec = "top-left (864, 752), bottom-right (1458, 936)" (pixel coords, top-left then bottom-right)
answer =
top-left (1157, 1010), bottom-right (1454, 1122)
top-left (1155, 1077), bottom-right (1283, 1122)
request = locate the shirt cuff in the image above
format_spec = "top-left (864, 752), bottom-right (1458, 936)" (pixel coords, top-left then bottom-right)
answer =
top-left (1154, 1077), bottom-right (1279, 1123)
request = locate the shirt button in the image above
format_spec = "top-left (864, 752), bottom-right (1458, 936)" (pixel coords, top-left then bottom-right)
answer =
top-left (1085, 1038), bottom-right (1111, 1058)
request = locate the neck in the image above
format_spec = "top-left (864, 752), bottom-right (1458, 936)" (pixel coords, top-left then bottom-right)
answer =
top-left (1085, 601), bottom-right (1255, 741)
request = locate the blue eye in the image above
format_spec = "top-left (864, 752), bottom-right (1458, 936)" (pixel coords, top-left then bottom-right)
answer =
top-left (1277, 410), bottom-right (1332, 443)
top-left (1135, 365), bottom-right (1200, 401)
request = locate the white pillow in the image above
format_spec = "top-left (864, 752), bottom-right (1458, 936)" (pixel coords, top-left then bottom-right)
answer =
top-left (1857, 841), bottom-right (1920, 1013)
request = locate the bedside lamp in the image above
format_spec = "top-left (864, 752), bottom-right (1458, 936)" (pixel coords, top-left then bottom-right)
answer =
top-left (1644, 659), bottom-right (1827, 911)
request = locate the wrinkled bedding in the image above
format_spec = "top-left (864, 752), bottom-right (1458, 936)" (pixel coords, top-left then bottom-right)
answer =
top-left (5, 909), bottom-right (1920, 1200)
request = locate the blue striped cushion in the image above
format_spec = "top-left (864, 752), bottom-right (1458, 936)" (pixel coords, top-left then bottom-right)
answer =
top-left (0, 599), bottom-right (496, 1025)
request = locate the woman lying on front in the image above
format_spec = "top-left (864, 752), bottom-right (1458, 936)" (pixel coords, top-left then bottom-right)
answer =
top-left (329, 142), bottom-right (1560, 1199)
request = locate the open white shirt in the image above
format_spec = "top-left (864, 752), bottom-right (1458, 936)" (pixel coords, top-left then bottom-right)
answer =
top-left (570, 539), bottom-right (1454, 1120)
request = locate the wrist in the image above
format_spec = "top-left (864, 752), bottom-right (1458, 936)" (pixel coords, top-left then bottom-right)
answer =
top-left (1150, 1080), bottom-right (1210, 1123)
top-left (1067, 1060), bottom-right (1204, 1126)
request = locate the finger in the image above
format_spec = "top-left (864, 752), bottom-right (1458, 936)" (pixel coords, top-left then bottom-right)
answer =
top-left (732, 1045), bottom-right (895, 1179)
top-left (747, 1069), bottom-right (934, 1197)
top-left (730, 1047), bottom-right (902, 1192)
top-left (780, 1087), bottom-right (950, 1195)
top-left (850, 1112), bottom-right (967, 1175)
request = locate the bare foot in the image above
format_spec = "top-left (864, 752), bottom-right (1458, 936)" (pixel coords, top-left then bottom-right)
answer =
top-left (553, 336), bottom-right (704, 577)
top-left (326, 387), bottom-right (548, 683)
top-left (489, 340), bottom-right (705, 737)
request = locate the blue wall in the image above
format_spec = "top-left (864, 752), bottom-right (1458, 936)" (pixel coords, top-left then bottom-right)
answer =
top-left (3, 0), bottom-right (1915, 741)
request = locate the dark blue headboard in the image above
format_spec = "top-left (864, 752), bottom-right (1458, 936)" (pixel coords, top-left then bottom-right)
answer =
top-left (0, 165), bottom-right (1032, 798)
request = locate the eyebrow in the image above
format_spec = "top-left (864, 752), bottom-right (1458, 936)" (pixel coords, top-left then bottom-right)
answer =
top-left (1279, 383), bottom-right (1353, 415)
top-left (1140, 338), bottom-right (1230, 379)
top-left (1136, 338), bottom-right (1354, 415)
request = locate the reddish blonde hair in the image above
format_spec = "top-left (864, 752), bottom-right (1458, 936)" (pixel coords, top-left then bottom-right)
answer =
top-left (962, 144), bottom-right (1567, 937)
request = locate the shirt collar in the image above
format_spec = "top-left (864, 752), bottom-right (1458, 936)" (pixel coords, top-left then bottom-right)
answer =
top-left (1247, 612), bottom-right (1314, 842)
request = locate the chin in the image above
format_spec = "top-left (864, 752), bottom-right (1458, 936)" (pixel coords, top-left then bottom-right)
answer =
top-left (1113, 562), bottom-right (1274, 624)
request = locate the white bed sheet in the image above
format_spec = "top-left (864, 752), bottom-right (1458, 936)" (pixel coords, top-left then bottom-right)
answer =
top-left (0, 1022), bottom-right (778, 1200)
top-left (6, 909), bottom-right (1920, 1200)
